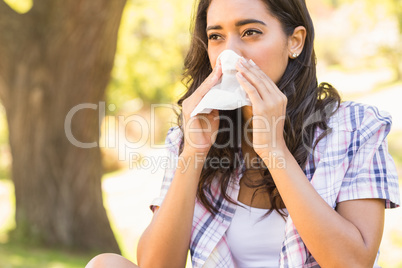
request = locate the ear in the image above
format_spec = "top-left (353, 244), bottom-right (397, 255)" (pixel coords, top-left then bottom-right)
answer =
top-left (288, 26), bottom-right (306, 59)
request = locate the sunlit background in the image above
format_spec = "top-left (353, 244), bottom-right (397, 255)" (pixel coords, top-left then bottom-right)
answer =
top-left (0, 0), bottom-right (401, 267)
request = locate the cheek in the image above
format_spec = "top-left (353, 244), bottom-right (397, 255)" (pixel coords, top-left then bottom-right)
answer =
top-left (254, 50), bottom-right (289, 83)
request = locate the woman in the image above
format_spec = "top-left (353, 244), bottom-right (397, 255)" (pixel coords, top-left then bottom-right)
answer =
top-left (87, 0), bottom-right (400, 267)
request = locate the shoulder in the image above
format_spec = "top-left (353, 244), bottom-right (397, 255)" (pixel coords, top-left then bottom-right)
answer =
top-left (311, 101), bottom-right (393, 163)
top-left (166, 125), bottom-right (183, 141)
top-left (328, 101), bottom-right (392, 135)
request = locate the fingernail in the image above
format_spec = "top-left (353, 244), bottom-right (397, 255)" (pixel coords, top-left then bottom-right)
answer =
top-left (249, 59), bottom-right (256, 66)
top-left (236, 72), bottom-right (244, 79)
top-left (238, 58), bottom-right (247, 68)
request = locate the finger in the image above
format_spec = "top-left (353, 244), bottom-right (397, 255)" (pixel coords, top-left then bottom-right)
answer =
top-left (182, 60), bottom-right (222, 113)
top-left (236, 71), bottom-right (264, 106)
top-left (237, 59), bottom-right (288, 117)
top-left (195, 58), bottom-right (222, 98)
top-left (247, 59), bottom-right (286, 101)
top-left (236, 58), bottom-right (271, 101)
top-left (248, 59), bottom-right (278, 91)
top-left (240, 59), bottom-right (288, 112)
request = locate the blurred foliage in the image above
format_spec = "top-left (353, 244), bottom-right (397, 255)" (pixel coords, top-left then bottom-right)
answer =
top-left (3, 0), bottom-right (32, 14)
top-left (106, 0), bottom-right (402, 113)
top-left (319, 0), bottom-right (402, 31)
top-left (311, 0), bottom-right (402, 79)
top-left (0, 106), bottom-right (7, 145)
top-left (390, 229), bottom-right (402, 248)
top-left (1, 0), bottom-right (400, 112)
top-left (0, 180), bottom-right (14, 240)
top-left (388, 131), bottom-right (402, 166)
top-left (356, 0), bottom-right (402, 79)
top-left (339, 0), bottom-right (402, 31)
top-left (106, 0), bottom-right (192, 111)
top-left (0, 105), bottom-right (11, 180)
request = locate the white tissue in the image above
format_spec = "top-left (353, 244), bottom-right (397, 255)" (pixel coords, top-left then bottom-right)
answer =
top-left (190, 50), bottom-right (251, 117)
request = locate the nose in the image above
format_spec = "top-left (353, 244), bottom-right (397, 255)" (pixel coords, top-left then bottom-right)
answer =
top-left (224, 35), bottom-right (243, 57)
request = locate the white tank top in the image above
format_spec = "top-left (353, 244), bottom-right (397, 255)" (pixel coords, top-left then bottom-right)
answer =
top-left (227, 202), bottom-right (381, 267)
top-left (226, 201), bottom-right (287, 268)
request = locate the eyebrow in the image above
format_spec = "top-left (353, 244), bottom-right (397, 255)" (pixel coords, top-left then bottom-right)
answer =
top-left (206, 19), bottom-right (267, 32)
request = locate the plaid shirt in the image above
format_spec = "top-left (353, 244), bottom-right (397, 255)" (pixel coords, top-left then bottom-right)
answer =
top-left (151, 101), bottom-right (400, 268)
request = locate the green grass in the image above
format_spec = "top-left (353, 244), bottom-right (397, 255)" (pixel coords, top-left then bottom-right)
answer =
top-left (0, 180), bottom-right (95, 267)
top-left (0, 241), bottom-right (92, 268)
top-left (0, 177), bottom-right (122, 268)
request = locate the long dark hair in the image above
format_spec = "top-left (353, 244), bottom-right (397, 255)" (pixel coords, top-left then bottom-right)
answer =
top-left (177, 0), bottom-right (341, 217)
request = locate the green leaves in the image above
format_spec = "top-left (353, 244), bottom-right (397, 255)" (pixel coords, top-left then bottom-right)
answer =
top-left (107, 0), bottom-right (192, 111)
top-left (2, 0), bottom-right (32, 14)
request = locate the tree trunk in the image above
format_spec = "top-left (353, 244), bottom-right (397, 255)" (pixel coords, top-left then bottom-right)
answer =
top-left (0, 0), bottom-right (126, 252)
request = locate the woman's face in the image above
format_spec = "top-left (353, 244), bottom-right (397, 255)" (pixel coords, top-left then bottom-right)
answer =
top-left (206, 0), bottom-right (290, 84)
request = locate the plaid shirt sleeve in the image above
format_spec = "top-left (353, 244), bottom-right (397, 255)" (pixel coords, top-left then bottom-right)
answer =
top-left (150, 126), bottom-right (183, 212)
top-left (280, 102), bottom-right (400, 267)
top-left (334, 103), bottom-right (400, 207)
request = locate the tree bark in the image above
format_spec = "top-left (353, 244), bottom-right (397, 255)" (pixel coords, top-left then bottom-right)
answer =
top-left (0, 0), bottom-right (126, 252)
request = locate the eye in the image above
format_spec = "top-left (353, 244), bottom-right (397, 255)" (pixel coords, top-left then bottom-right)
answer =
top-left (208, 34), bottom-right (222, 40)
top-left (242, 29), bottom-right (262, 37)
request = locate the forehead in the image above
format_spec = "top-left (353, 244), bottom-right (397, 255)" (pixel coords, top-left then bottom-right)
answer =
top-left (207, 0), bottom-right (272, 24)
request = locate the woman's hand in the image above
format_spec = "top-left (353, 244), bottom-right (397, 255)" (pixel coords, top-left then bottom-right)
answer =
top-left (181, 60), bottom-right (222, 156)
top-left (235, 58), bottom-right (287, 159)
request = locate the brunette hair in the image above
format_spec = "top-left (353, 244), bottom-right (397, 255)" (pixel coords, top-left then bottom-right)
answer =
top-left (177, 0), bottom-right (341, 217)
